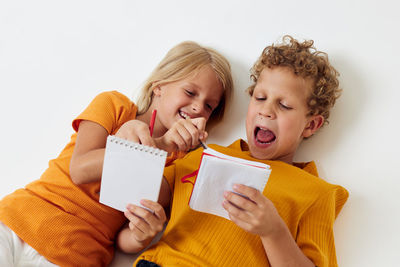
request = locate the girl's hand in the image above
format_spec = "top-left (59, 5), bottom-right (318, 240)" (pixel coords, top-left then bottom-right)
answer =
top-left (222, 184), bottom-right (285, 238)
top-left (155, 117), bottom-right (207, 153)
top-left (124, 199), bottom-right (167, 245)
top-left (115, 120), bottom-right (156, 147)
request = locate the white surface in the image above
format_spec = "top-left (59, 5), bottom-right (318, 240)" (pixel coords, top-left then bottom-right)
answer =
top-left (0, 1), bottom-right (399, 266)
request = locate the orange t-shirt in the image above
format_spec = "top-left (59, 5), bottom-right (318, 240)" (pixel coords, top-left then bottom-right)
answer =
top-left (135, 140), bottom-right (348, 267)
top-left (0, 91), bottom-right (179, 266)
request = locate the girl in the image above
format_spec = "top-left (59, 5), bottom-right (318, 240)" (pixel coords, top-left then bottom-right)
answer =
top-left (0, 41), bottom-right (233, 267)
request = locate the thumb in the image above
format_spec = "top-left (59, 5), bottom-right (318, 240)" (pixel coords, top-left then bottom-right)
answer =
top-left (191, 117), bottom-right (207, 131)
top-left (200, 131), bottom-right (208, 142)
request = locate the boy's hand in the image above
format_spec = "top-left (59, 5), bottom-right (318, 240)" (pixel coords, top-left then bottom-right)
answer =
top-left (222, 184), bottom-right (285, 238)
top-left (124, 199), bottom-right (167, 245)
top-left (155, 117), bottom-right (207, 153)
top-left (115, 120), bottom-right (156, 147)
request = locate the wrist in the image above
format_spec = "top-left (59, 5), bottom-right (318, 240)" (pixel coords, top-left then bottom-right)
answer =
top-left (154, 136), bottom-right (175, 153)
top-left (259, 219), bottom-right (315, 267)
top-left (131, 232), bottom-right (151, 247)
top-left (260, 217), bottom-right (288, 243)
top-left (124, 231), bottom-right (152, 253)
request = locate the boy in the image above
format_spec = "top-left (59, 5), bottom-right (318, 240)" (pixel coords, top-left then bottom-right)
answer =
top-left (120, 35), bottom-right (348, 267)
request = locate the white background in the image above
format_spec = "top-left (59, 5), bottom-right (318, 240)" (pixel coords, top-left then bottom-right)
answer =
top-left (1, 1), bottom-right (399, 266)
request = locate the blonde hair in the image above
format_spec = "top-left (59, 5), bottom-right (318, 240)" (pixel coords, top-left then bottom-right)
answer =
top-left (136, 41), bottom-right (233, 125)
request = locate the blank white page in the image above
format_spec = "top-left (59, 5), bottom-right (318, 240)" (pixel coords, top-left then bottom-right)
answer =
top-left (100, 136), bottom-right (167, 212)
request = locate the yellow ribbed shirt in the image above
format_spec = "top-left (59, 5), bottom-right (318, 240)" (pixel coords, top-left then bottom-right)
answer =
top-left (135, 140), bottom-right (348, 267)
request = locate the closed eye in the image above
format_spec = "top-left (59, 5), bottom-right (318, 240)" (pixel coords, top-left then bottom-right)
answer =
top-left (254, 96), bottom-right (266, 101)
top-left (280, 103), bottom-right (292, 110)
top-left (205, 103), bottom-right (213, 111)
top-left (185, 89), bottom-right (195, 96)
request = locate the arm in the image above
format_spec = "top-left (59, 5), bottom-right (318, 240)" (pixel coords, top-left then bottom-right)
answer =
top-left (70, 119), bottom-right (159, 184)
top-left (69, 120), bottom-right (108, 184)
top-left (223, 184), bottom-right (315, 267)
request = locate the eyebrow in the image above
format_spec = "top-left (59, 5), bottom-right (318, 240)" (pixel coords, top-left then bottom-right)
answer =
top-left (185, 82), bottom-right (221, 106)
top-left (184, 82), bottom-right (203, 92)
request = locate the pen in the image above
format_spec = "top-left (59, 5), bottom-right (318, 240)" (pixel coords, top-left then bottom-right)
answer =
top-left (180, 113), bottom-right (208, 150)
top-left (199, 139), bottom-right (208, 150)
top-left (149, 109), bottom-right (157, 137)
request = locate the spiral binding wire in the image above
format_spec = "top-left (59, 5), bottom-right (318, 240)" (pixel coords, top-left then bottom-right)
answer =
top-left (108, 135), bottom-right (167, 157)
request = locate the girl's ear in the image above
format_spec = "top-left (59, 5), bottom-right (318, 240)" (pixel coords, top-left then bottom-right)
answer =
top-left (153, 84), bottom-right (162, 96)
top-left (302, 115), bottom-right (324, 138)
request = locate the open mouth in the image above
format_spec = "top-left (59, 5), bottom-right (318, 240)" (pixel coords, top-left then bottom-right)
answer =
top-left (179, 110), bottom-right (190, 119)
top-left (254, 127), bottom-right (276, 144)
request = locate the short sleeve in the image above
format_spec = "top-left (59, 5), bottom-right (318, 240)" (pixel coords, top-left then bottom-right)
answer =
top-left (296, 186), bottom-right (349, 267)
top-left (72, 91), bottom-right (137, 135)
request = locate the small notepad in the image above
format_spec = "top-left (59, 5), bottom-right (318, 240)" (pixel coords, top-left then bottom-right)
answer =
top-left (100, 135), bottom-right (167, 212)
top-left (189, 148), bottom-right (271, 220)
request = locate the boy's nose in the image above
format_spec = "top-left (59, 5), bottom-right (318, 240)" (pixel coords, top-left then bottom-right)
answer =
top-left (259, 103), bottom-right (276, 119)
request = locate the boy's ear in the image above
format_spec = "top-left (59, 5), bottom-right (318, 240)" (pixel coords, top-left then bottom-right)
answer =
top-left (302, 115), bottom-right (324, 138)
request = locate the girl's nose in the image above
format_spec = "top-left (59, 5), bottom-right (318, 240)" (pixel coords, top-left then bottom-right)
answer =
top-left (191, 102), bottom-right (203, 114)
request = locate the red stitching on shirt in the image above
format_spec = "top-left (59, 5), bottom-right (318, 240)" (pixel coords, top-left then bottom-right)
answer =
top-left (180, 170), bottom-right (198, 185)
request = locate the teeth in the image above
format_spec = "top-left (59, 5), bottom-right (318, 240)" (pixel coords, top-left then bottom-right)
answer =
top-left (179, 111), bottom-right (188, 119)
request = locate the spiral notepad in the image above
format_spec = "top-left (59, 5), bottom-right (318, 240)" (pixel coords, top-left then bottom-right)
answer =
top-left (189, 148), bottom-right (271, 220)
top-left (100, 135), bottom-right (167, 212)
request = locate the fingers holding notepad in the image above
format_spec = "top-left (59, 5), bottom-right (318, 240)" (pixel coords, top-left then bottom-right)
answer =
top-left (223, 184), bottom-right (282, 237)
top-left (115, 119), bottom-right (156, 147)
top-left (124, 200), bottom-right (167, 240)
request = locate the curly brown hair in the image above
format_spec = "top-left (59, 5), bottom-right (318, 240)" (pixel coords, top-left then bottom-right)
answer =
top-left (247, 35), bottom-right (341, 126)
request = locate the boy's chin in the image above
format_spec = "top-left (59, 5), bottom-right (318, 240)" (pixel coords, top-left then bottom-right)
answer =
top-left (249, 149), bottom-right (272, 160)
top-left (248, 142), bottom-right (273, 160)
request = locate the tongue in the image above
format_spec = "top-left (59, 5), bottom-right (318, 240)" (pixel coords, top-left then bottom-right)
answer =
top-left (256, 129), bottom-right (275, 143)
